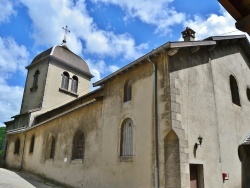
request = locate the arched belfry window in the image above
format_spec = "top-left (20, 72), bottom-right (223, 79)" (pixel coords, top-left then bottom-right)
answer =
top-left (29, 135), bottom-right (35, 153)
top-left (230, 75), bottom-right (241, 106)
top-left (124, 80), bottom-right (132, 102)
top-left (49, 136), bottom-right (56, 159)
top-left (14, 138), bottom-right (20, 154)
top-left (71, 76), bottom-right (78, 93)
top-left (61, 71), bottom-right (70, 90)
top-left (31, 70), bottom-right (40, 91)
top-left (72, 131), bottom-right (85, 160)
top-left (120, 118), bottom-right (133, 157)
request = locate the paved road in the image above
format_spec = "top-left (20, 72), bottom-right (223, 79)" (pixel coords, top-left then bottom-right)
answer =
top-left (0, 168), bottom-right (34, 188)
top-left (0, 168), bottom-right (67, 188)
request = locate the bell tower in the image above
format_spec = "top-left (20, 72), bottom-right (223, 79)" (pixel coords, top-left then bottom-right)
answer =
top-left (6, 26), bottom-right (93, 130)
top-left (20, 44), bottom-right (93, 115)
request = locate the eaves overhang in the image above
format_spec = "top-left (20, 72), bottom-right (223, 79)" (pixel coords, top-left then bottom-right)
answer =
top-left (93, 40), bottom-right (216, 87)
top-left (218, 0), bottom-right (250, 35)
top-left (6, 127), bottom-right (26, 135)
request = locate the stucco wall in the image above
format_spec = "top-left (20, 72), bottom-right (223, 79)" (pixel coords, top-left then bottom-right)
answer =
top-left (99, 59), bottom-right (156, 188)
top-left (5, 133), bottom-right (25, 169)
top-left (42, 61), bottom-right (91, 111)
top-left (21, 60), bottom-right (48, 114)
top-left (169, 43), bottom-right (250, 188)
top-left (7, 100), bottom-right (103, 188)
top-left (210, 44), bottom-right (250, 187)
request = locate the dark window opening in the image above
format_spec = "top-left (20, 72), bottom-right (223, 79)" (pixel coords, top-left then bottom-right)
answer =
top-left (247, 88), bottom-right (250, 102)
top-left (50, 136), bottom-right (56, 159)
top-left (14, 138), bottom-right (20, 154)
top-left (30, 70), bottom-right (40, 91)
top-left (61, 71), bottom-right (70, 90)
top-left (29, 135), bottom-right (35, 153)
top-left (71, 76), bottom-right (78, 93)
top-left (230, 75), bottom-right (241, 106)
top-left (124, 80), bottom-right (132, 102)
top-left (72, 131), bottom-right (85, 160)
top-left (120, 118), bottom-right (133, 157)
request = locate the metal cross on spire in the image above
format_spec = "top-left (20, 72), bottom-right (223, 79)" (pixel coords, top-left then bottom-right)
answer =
top-left (62, 25), bottom-right (70, 44)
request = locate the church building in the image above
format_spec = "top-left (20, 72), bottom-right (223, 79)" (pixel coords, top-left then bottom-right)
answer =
top-left (3, 28), bottom-right (250, 188)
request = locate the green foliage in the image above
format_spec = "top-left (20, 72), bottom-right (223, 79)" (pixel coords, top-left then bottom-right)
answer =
top-left (0, 127), bottom-right (6, 156)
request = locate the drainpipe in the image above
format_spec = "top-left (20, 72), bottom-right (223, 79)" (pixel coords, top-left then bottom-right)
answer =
top-left (148, 56), bottom-right (159, 188)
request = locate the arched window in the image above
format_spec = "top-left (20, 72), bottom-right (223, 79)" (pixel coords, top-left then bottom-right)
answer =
top-left (120, 118), bottom-right (133, 157)
top-left (31, 70), bottom-right (40, 90)
top-left (230, 75), bottom-right (241, 106)
top-left (72, 131), bottom-right (85, 160)
top-left (71, 76), bottom-right (78, 93)
top-left (61, 71), bottom-right (70, 90)
top-left (49, 136), bottom-right (56, 159)
top-left (124, 80), bottom-right (132, 102)
top-left (29, 135), bottom-right (35, 153)
top-left (14, 138), bottom-right (20, 154)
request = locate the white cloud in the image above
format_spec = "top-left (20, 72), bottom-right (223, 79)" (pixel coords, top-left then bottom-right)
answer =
top-left (19, 0), bottom-right (147, 60)
top-left (0, 0), bottom-right (16, 23)
top-left (0, 36), bottom-right (29, 125)
top-left (0, 81), bottom-right (24, 124)
top-left (91, 0), bottom-right (185, 34)
top-left (180, 8), bottom-right (248, 41)
top-left (0, 37), bottom-right (29, 77)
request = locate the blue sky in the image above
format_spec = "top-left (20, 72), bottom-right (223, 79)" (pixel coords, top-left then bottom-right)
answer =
top-left (0, 0), bottom-right (248, 126)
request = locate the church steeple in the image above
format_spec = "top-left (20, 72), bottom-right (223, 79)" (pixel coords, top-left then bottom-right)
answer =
top-left (18, 40), bottom-right (93, 129)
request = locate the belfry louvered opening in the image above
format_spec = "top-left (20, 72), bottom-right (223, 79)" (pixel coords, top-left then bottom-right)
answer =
top-left (61, 71), bottom-right (70, 90)
top-left (71, 75), bottom-right (78, 93)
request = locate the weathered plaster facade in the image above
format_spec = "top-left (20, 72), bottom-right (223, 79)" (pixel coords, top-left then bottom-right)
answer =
top-left (3, 33), bottom-right (250, 188)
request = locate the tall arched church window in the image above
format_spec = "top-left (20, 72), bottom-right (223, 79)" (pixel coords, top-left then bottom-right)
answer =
top-left (29, 135), bottom-right (35, 153)
top-left (230, 75), bottom-right (241, 106)
top-left (31, 70), bottom-right (40, 91)
top-left (72, 131), bottom-right (85, 160)
top-left (61, 71), bottom-right (70, 90)
top-left (71, 76), bottom-right (78, 93)
top-left (14, 138), bottom-right (20, 154)
top-left (120, 118), bottom-right (133, 157)
top-left (124, 80), bottom-right (132, 102)
top-left (50, 136), bottom-right (56, 159)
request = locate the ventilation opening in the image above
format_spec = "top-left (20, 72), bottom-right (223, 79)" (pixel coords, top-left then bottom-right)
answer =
top-left (247, 88), bottom-right (250, 102)
top-left (230, 75), bottom-right (241, 106)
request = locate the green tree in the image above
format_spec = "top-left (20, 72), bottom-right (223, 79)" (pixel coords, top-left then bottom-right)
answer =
top-left (0, 127), bottom-right (6, 157)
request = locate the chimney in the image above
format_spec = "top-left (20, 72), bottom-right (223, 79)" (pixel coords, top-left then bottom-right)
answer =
top-left (182, 27), bottom-right (195, 41)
